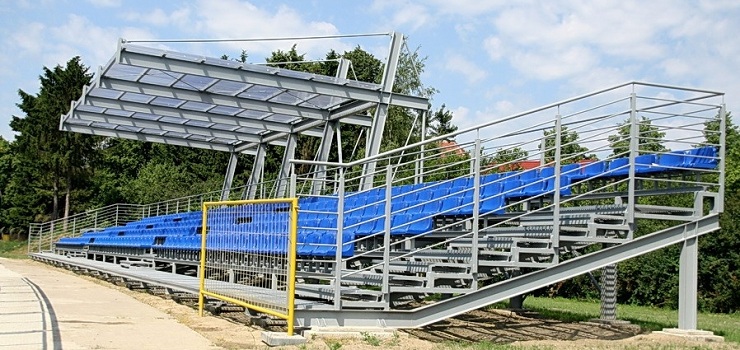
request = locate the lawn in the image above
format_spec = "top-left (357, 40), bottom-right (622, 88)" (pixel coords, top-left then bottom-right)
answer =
top-left (511, 296), bottom-right (740, 344)
top-left (0, 240), bottom-right (28, 259)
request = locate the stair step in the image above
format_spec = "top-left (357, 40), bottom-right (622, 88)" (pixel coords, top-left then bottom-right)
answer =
top-left (589, 223), bottom-right (630, 231)
top-left (592, 214), bottom-right (626, 221)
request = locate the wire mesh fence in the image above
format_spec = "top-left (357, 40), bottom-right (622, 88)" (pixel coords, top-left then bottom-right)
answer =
top-left (198, 198), bottom-right (298, 335)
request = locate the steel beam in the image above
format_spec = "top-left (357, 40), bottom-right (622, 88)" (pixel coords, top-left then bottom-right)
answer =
top-left (359, 33), bottom-right (404, 191)
top-left (244, 144), bottom-right (266, 199)
top-left (61, 120), bottom-right (247, 153)
top-left (220, 152), bottom-right (238, 200)
top-left (99, 77), bottom-right (331, 121)
top-left (84, 92), bottom-right (325, 137)
top-left (294, 215), bottom-right (719, 328)
top-left (311, 121), bottom-right (336, 195)
top-left (69, 109), bottom-right (285, 145)
top-left (118, 45), bottom-right (430, 110)
top-left (276, 133), bottom-right (297, 197)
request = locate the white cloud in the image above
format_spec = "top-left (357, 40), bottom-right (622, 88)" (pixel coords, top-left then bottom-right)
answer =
top-left (426, 0), bottom-right (506, 17)
top-left (6, 14), bottom-right (158, 73)
top-left (122, 7), bottom-right (191, 27)
top-left (85, 0), bottom-right (121, 7)
top-left (10, 22), bottom-right (45, 55)
top-left (189, 0), bottom-right (347, 59)
top-left (482, 36), bottom-right (503, 61)
top-left (370, 0), bottom-right (430, 32)
top-left (511, 45), bottom-right (598, 81)
top-left (445, 53), bottom-right (487, 84)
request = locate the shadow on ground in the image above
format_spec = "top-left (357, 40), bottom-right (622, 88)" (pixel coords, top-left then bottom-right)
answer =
top-left (405, 309), bottom-right (641, 344)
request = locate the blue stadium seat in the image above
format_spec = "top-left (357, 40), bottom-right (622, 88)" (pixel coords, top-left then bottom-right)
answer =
top-left (570, 160), bottom-right (606, 181)
top-left (656, 151), bottom-right (684, 171)
top-left (480, 182), bottom-right (505, 215)
top-left (391, 213), bottom-right (433, 235)
top-left (502, 179), bottom-right (524, 198)
top-left (683, 146), bottom-right (718, 169)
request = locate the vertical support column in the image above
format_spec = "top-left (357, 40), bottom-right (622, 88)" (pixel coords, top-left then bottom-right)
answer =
top-left (600, 263), bottom-right (618, 320)
top-left (552, 114), bottom-right (562, 264)
top-left (243, 144), bottom-right (266, 200)
top-left (333, 170), bottom-right (345, 310)
top-left (470, 138), bottom-right (481, 290)
top-left (311, 122), bottom-right (336, 195)
top-left (359, 32), bottom-right (404, 191)
top-left (382, 166), bottom-right (393, 309)
top-left (220, 152), bottom-right (238, 201)
top-left (416, 109), bottom-right (428, 184)
top-left (627, 92), bottom-right (638, 240)
top-left (717, 104), bottom-right (727, 213)
top-left (678, 236), bottom-right (698, 330)
top-left (277, 134), bottom-right (298, 197)
top-left (312, 58), bottom-right (350, 195)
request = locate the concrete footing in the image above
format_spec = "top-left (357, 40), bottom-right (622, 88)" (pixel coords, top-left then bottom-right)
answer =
top-left (302, 326), bottom-right (397, 339)
top-left (652, 328), bottom-right (724, 342)
top-left (261, 331), bottom-right (307, 346)
top-left (588, 318), bottom-right (633, 326)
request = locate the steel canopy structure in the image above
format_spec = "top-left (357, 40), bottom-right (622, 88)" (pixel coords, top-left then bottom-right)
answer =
top-left (61, 34), bottom-right (430, 198)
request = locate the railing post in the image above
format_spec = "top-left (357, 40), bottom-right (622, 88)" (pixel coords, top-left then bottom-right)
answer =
top-left (382, 165), bottom-right (393, 309)
top-left (290, 164), bottom-right (297, 198)
top-left (718, 104), bottom-right (727, 212)
top-left (471, 138), bottom-right (481, 290)
top-left (27, 225), bottom-right (32, 254)
top-left (552, 113), bottom-right (562, 264)
top-left (627, 92), bottom-right (638, 240)
top-left (333, 169), bottom-right (345, 310)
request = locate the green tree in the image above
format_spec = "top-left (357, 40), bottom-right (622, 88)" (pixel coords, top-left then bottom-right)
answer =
top-left (487, 147), bottom-right (529, 171)
top-left (8, 57), bottom-right (95, 227)
top-left (428, 104), bottom-right (458, 140)
top-left (608, 117), bottom-right (667, 156)
top-left (541, 126), bottom-right (591, 164)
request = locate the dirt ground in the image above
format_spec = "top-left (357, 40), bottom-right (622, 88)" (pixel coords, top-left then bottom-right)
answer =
top-left (4, 258), bottom-right (737, 350)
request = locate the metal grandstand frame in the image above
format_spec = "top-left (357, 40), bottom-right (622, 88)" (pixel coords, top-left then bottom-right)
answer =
top-left (40, 32), bottom-right (727, 338)
top-left (60, 33), bottom-right (429, 200)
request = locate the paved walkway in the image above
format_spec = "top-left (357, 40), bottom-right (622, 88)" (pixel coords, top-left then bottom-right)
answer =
top-left (0, 262), bottom-right (54, 349)
top-left (0, 258), bottom-right (222, 350)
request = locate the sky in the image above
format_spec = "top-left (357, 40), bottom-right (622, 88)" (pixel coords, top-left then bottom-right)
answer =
top-left (1, 0), bottom-right (739, 143)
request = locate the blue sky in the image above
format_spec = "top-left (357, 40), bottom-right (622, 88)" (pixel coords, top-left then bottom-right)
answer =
top-left (1, 0), bottom-right (739, 141)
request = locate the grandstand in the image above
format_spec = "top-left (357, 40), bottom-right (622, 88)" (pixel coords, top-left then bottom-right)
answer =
top-left (28, 33), bottom-right (725, 336)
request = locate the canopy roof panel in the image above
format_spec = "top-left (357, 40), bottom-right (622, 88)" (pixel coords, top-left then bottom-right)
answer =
top-left (61, 41), bottom-right (430, 154)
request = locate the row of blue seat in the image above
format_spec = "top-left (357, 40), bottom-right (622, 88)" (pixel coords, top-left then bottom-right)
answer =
top-left (58, 231), bottom-right (354, 258)
top-left (56, 147), bottom-right (717, 257)
top-left (83, 225), bottom-right (201, 237)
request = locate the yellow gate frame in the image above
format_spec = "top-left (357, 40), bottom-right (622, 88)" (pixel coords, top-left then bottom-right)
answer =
top-left (197, 198), bottom-right (298, 335)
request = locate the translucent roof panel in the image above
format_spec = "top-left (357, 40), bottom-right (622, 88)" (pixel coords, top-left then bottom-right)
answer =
top-left (207, 80), bottom-right (252, 96)
top-left (139, 69), bottom-right (181, 86)
top-left (239, 85), bottom-right (283, 100)
top-left (62, 42), bottom-right (429, 153)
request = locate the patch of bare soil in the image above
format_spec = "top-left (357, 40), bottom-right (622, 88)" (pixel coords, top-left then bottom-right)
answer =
top-left (406, 308), bottom-right (641, 343)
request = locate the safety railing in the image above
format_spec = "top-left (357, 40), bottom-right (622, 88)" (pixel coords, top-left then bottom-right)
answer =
top-left (289, 81), bottom-right (726, 308)
top-left (28, 204), bottom-right (144, 254)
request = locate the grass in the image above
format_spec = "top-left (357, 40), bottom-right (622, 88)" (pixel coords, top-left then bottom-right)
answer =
top-left (490, 296), bottom-right (740, 343)
top-left (361, 331), bottom-right (382, 346)
top-left (0, 240), bottom-right (28, 259)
